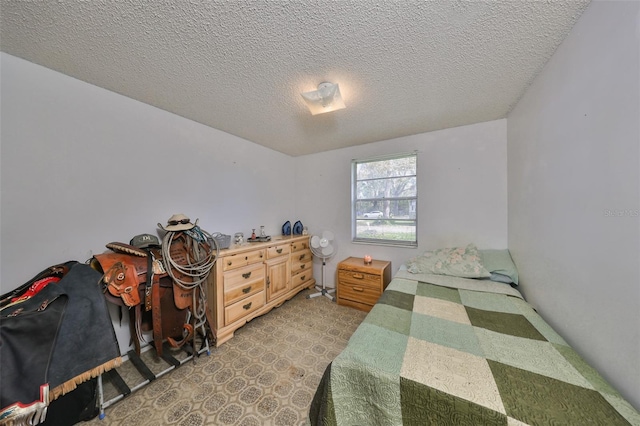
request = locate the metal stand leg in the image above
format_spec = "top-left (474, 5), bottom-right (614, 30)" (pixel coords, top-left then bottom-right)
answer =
top-left (97, 374), bottom-right (105, 420)
top-left (97, 334), bottom-right (211, 420)
top-left (306, 260), bottom-right (335, 302)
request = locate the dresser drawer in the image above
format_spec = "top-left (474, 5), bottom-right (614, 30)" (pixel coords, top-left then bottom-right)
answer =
top-left (291, 251), bottom-right (312, 275)
top-left (223, 249), bottom-right (265, 271)
top-left (338, 270), bottom-right (381, 289)
top-left (290, 240), bottom-right (309, 252)
top-left (223, 263), bottom-right (265, 306)
top-left (338, 282), bottom-right (381, 306)
top-left (267, 244), bottom-right (290, 259)
top-left (291, 269), bottom-right (312, 287)
top-left (224, 291), bottom-right (265, 325)
top-left (292, 249), bottom-right (312, 264)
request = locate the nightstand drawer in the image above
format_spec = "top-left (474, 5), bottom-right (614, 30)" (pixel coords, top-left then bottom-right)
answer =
top-left (337, 257), bottom-right (391, 312)
top-left (338, 270), bottom-right (380, 289)
top-left (338, 282), bottom-right (382, 306)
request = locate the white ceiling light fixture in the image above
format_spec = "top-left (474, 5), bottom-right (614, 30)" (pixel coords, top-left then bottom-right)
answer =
top-left (301, 82), bottom-right (346, 115)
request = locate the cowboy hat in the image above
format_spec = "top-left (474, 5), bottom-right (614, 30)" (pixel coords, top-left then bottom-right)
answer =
top-left (159, 213), bottom-right (196, 231)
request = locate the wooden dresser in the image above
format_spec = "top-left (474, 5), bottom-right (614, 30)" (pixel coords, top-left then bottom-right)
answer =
top-left (336, 257), bottom-right (391, 312)
top-left (207, 235), bottom-right (315, 346)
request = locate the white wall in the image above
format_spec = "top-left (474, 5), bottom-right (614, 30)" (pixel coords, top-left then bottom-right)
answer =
top-left (7, 6), bottom-right (636, 409)
top-left (507, 1), bottom-right (639, 409)
top-left (1, 53), bottom-right (296, 352)
top-left (1, 54), bottom-right (507, 353)
top-left (295, 119), bottom-right (508, 287)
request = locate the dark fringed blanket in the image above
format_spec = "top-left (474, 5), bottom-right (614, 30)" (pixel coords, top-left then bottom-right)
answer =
top-left (1, 261), bottom-right (121, 423)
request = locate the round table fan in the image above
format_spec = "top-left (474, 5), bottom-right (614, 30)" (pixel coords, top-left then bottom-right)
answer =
top-left (307, 230), bottom-right (337, 301)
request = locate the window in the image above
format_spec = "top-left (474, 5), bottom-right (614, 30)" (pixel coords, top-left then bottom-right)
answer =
top-left (352, 152), bottom-right (417, 246)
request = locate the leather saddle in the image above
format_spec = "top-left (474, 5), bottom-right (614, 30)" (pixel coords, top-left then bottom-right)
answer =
top-left (91, 243), bottom-right (193, 357)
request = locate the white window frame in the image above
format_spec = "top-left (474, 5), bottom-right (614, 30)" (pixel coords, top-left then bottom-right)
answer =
top-left (351, 152), bottom-right (418, 247)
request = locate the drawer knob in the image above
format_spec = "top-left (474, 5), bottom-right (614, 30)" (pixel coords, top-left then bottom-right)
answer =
top-left (242, 271), bottom-right (252, 279)
top-left (300, 264), bottom-right (306, 270)
top-left (242, 286), bottom-right (252, 294)
top-left (299, 254), bottom-right (306, 260)
top-left (353, 273), bottom-right (365, 280)
top-left (245, 256), bottom-right (248, 260)
top-left (353, 286), bottom-right (364, 292)
top-left (243, 302), bottom-right (252, 310)
top-left (276, 248), bottom-right (283, 254)
top-left (227, 261), bottom-right (232, 266)
top-left (300, 275), bottom-right (306, 281)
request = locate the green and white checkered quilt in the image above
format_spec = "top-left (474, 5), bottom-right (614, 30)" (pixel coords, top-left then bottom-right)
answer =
top-left (309, 273), bottom-right (639, 425)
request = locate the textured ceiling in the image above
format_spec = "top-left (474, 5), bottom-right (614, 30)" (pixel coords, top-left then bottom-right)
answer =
top-left (1, 1), bottom-right (590, 156)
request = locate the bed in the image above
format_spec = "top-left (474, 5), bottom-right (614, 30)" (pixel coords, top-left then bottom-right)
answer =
top-left (308, 245), bottom-right (639, 425)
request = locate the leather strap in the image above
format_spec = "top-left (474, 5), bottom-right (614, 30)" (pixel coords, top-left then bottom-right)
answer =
top-left (166, 324), bottom-right (194, 349)
top-left (144, 252), bottom-right (154, 311)
top-left (151, 278), bottom-right (163, 356)
top-left (130, 307), bottom-right (142, 356)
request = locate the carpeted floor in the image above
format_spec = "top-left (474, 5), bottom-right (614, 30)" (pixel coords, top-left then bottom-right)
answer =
top-left (85, 288), bottom-right (367, 425)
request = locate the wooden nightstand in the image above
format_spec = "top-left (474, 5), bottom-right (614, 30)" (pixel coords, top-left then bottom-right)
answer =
top-left (336, 257), bottom-right (391, 312)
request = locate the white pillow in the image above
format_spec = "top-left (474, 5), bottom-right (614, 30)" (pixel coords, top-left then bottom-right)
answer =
top-left (406, 244), bottom-right (491, 279)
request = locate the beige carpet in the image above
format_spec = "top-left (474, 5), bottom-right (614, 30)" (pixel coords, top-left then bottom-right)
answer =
top-left (85, 288), bottom-right (367, 425)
